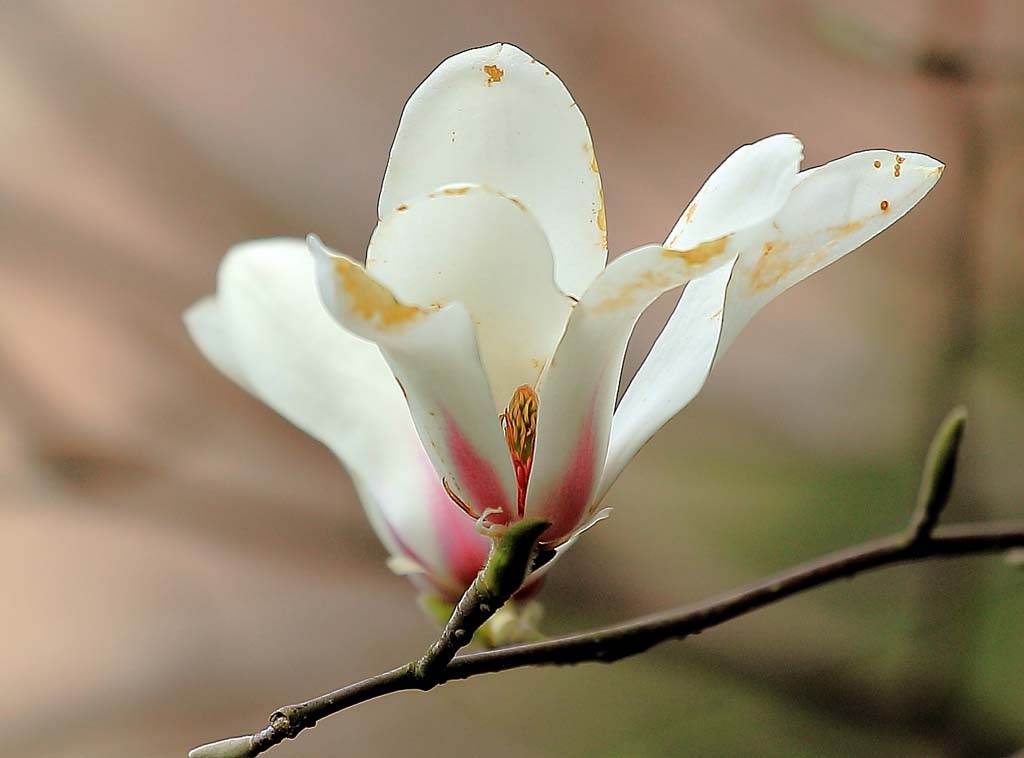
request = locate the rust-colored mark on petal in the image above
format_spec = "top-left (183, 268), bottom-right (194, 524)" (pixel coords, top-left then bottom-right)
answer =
top-left (443, 477), bottom-right (478, 520)
top-left (583, 142), bottom-right (600, 175)
top-left (664, 235), bottom-right (728, 266)
top-left (880, 200), bottom-right (890, 211)
top-left (873, 160), bottom-right (882, 169)
top-left (395, 204), bottom-right (409, 212)
top-left (896, 155), bottom-right (905, 164)
top-left (442, 186), bottom-right (472, 196)
top-left (500, 193), bottom-right (527, 212)
top-left (828, 220), bottom-right (864, 236)
top-left (333, 258), bottom-right (423, 328)
top-left (596, 186), bottom-right (608, 249)
top-left (483, 64), bottom-right (504, 84)
top-left (594, 267), bottom-right (679, 312)
top-left (749, 239), bottom-right (795, 292)
top-left (684, 202), bottom-right (698, 223)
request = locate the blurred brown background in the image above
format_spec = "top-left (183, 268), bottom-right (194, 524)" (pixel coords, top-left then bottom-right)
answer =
top-left (2, 1), bottom-right (1022, 756)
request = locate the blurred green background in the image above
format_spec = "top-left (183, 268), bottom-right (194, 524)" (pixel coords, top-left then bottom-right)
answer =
top-left (2, 1), bottom-right (1022, 756)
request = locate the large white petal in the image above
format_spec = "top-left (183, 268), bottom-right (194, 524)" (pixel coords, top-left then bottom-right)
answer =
top-left (603, 147), bottom-right (943, 500)
top-left (310, 235), bottom-right (518, 528)
top-left (367, 184), bottom-right (572, 410)
top-left (525, 236), bottom-right (739, 543)
top-left (379, 42), bottom-right (606, 298)
top-left (186, 239), bottom-right (486, 585)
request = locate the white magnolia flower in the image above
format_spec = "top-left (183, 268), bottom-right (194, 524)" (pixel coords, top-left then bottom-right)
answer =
top-left (187, 42), bottom-right (943, 592)
top-left (306, 43), bottom-right (943, 544)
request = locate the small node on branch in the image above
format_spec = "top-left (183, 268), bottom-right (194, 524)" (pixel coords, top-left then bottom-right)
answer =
top-left (413, 518), bottom-right (550, 683)
top-left (188, 736), bottom-right (254, 758)
top-left (908, 406), bottom-right (967, 543)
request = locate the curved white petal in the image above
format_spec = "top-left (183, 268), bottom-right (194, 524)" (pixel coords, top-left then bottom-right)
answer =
top-left (186, 239), bottom-right (491, 590)
top-left (379, 42), bottom-right (606, 298)
top-left (525, 236), bottom-right (738, 543)
top-left (603, 147), bottom-right (943, 500)
top-left (726, 149), bottom-right (944, 346)
top-left (310, 235), bottom-right (517, 526)
top-left (367, 184), bottom-right (572, 410)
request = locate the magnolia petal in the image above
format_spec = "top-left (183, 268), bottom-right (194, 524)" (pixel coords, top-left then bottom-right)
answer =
top-left (184, 296), bottom-right (253, 393)
top-left (187, 239), bottom-right (476, 580)
top-left (726, 149), bottom-right (944, 349)
top-left (310, 235), bottom-right (518, 525)
top-left (665, 134), bottom-right (804, 251)
top-left (379, 42), bottom-right (606, 298)
top-left (603, 147), bottom-right (943, 501)
top-left (600, 136), bottom-right (803, 499)
top-left (525, 237), bottom-right (738, 542)
top-left (368, 184), bottom-right (573, 410)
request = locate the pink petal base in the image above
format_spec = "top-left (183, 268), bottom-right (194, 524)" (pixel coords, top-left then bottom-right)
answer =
top-left (444, 412), bottom-right (513, 527)
top-left (536, 402), bottom-right (597, 544)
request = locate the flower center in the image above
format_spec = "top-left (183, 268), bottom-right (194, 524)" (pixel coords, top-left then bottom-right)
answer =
top-left (501, 384), bottom-right (539, 517)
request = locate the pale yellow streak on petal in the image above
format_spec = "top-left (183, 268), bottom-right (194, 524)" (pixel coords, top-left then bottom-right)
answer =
top-left (332, 257), bottom-right (425, 328)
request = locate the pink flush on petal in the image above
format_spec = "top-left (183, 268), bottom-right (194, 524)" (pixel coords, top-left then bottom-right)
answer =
top-left (444, 411), bottom-right (514, 527)
top-left (428, 479), bottom-right (491, 591)
top-left (537, 400), bottom-right (597, 543)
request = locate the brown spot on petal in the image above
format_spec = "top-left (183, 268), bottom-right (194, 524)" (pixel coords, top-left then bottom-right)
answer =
top-left (583, 142), bottom-right (600, 175)
top-left (395, 204), bottom-right (409, 212)
top-left (664, 235), bottom-right (729, 266)
top-left (684, 202), bottom-right (698, 223)
top-left (873, 160), bottom-right (882, 169)
top-left (593, 267), bottom-right (679, 312)
top-left (828, 220), bottom-right (864, 236)
top-left (499, 192), bottom-right (527, 212)
top-left (332, 258), bottom-right (423, 328)
top-left (483, 64), bottom-right (504, 84)
top-left (442, 186), bottom-right (472, 196)
top-left (880, 200), bottom-right (890, 211)
top-left (896, 155), bottom-right (905, 164)
top-left (749, 240), bottom-right (794, 292)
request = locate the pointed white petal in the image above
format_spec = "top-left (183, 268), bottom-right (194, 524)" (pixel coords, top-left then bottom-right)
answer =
top-left (310, 235), bottom-right (518, 527)
top-left (604, 147), bottom-right (943, 500)
top-left (368, 184), bottom-right (572, 410)
top-left (379, 42), bottom-right (606, 298)
top-left (196, 239), bottom-right (483, 582)
top-left (525, 236), bottom-right (738, 542)
top-left (725, 149), bottom-right (944, 347)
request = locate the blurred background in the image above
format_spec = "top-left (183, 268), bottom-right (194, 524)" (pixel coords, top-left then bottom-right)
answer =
top-left (2, 1), bottom-right (1022, 756)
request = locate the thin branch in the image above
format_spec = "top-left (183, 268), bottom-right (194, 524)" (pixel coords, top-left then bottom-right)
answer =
top-left (191, 519), bottom-right (1024, 757)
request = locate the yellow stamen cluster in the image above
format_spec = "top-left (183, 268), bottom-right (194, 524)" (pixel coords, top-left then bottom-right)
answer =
top-left (502, 384), bottom-right (539, 514)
